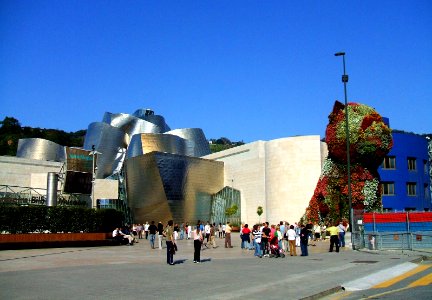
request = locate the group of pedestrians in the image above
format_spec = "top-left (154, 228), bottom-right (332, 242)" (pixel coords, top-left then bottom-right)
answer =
top-left (237, 219), bottom-right (349, 258)
top-left (113, 218), bottom-right (349, 265)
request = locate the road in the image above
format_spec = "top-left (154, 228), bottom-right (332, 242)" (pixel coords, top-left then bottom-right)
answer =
top-left (0, 234), bottom-right (430, 299)
top-left (322, 260), bottom-right (432, 300)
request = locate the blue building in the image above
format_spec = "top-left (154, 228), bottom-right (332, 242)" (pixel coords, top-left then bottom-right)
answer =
top-left (379, 131), bottom-right (431, 211)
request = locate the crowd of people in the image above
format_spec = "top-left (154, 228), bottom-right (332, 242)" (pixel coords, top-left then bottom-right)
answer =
top-left (112, 219), bottom-right (349, 265)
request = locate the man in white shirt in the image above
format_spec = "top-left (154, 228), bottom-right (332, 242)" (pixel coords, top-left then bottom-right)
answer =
top-left (112, 227), bottom-right (134, 245)
top-left (204, 222), bottom-right (211, 243)
top-left (144, 222), bottom-right (149, 239)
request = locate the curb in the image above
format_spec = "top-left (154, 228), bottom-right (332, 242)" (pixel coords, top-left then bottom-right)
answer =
top-left (300, 286), bottom-right (343, 300)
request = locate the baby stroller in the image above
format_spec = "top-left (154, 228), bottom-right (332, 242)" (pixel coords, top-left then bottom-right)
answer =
top-left (269, 236), bottom-right (285, 258)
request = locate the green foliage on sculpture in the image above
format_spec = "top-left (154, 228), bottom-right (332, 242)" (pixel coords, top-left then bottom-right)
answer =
top-left (306, 101), bottom-right (393, 223)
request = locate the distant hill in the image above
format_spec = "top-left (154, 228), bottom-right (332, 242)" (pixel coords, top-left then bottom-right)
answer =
top-left (0, 117), bottom-right (244, 156)
top-left (209, 137), bottom-right (245, 153)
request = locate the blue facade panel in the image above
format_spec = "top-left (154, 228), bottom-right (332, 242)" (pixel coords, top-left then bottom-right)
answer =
top-left (364, 222), bottom-right (407, 232)
top-left (379, 132), bottom-right (431, 211)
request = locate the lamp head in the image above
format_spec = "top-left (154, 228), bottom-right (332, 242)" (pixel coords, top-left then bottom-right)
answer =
top-left (335, 52), bottom-right (346, 56)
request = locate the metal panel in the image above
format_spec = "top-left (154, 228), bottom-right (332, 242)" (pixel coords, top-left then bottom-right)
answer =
top-left (126, 133), bottom-right (186, 158)
top-left (83, 122), bottom-right (126, 179)
top-left (17, 138), bottom-right (66, 162)
top-left (133, 109), bottom-right (171, 132)
top-left (102, 112), bottom-right (165, 144)
top-left (166, 128), bottom-right (211, 157)
top-left (125, 152), bottom-right (224, 224)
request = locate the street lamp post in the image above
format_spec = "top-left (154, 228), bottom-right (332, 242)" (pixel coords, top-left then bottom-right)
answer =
top-left (335, 52), bottom-right (354, 249)
top-left (89, 145), bottom-right (102, 209)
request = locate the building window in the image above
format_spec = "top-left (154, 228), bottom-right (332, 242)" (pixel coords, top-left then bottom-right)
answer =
top-left (407, 182), bottom-right (416, 196)
top-left (382, 156), bottom-right (396, 169)
top-left (425, 184), bottom-right (430, 199)
top-left (407, 157), bottom-right (416, 171)
top-left (381, 182), bottom-right (395, 195)
top-left (424, 160), bottom-right (428, 174)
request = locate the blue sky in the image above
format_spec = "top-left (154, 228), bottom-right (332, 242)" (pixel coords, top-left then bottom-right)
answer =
top-left (1, 1), bottom-right (431, 143)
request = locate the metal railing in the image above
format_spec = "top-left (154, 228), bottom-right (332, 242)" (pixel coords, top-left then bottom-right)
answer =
top-left (355, 231), bottom-right (432, 253)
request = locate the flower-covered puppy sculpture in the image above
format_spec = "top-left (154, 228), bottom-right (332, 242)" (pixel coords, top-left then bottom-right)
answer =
top-left (306, 101), bottom-right (393, 223)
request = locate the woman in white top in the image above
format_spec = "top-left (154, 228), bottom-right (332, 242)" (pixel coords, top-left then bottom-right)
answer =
top-left (287, 225), bottom-right (297, 256)
top-left (187, 224), bottom-right (192, 239)
top-left (193, 226), bottom-right (203, 263)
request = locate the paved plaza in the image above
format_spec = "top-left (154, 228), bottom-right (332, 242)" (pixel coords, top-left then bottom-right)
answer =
top-left (0, 233), bottom-right (429, 299)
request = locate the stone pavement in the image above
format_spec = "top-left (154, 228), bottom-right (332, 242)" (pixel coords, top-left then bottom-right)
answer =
top-left (0, 233), bottom-right (429, 300)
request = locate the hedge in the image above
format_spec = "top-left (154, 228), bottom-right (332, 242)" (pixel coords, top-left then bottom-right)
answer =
top-left (0, 205), bottom-right (124, 234)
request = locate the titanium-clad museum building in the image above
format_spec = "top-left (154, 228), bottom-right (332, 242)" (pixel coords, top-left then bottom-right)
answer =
top-left (0, 109), bottom-right (234, 224)
top-left (1, 107), bottom-right (430, 225)
top-left (0, 108), bottom-right (332, 225)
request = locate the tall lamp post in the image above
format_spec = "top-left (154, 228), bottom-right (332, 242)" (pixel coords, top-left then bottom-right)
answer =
top-left (335, 52), bottom-right (353, 249)
top-left (89, 145), bottom-right (102, 209)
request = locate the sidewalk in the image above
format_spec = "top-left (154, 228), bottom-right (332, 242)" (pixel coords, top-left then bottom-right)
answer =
top-left (0, 234), bottom-right (429, 299)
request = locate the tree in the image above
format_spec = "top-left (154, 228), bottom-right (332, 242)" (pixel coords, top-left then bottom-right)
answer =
top-left (257, 206), bottom-right (263, 223)
top-left (0, 117), bottom-right (22, 155)
top-left (0, 117), bottom-right (21, 134)
top-left (225, 204), bottom-right (238, 223)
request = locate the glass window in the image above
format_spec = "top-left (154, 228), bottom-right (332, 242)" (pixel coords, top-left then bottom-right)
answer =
top-left (381, 182), bottom-right (395, 195)
top-left (407, 182), bottom-right (416, 196)
top-left (425, 184), bottom-right (430, 199)
top-left (408, 157), bottom-right (416, 171)
top-left (424, 160), bottom-right (428, 174)
top-left (382, 156), bottom-right (396, 169)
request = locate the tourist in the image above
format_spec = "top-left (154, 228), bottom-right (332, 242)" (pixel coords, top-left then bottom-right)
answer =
top-left (313, 222), bottom-right (321, 241)
top-left (328, 222), bottom-right (340, 253)
top-left (193, 225), bottom-right (203, 263)
top-left (241, 224), bottom-right (251, 250)
top-left (321, 223), bottom-right (327, 240)
top-left (144, 221), bottom-right (149, 239)
top-left (113, 226), bottom-right (134, 245)
top-left (163, 220), bottom-right (175, 265)
top-left (275, 225), bottom-right (283, 251)
top-left (300, 224), bottom-right (309, 256)
top-left (209, 223), bottom-right (217, 248)
top-left (148, 221), bottom-right (158, 249)
top-left (204, 222), bottom-right (211, 243)
top-left (338, 221), bottom-right (347, 247)
top-left (157, 221), bottom-right (164, 249)
top-left (287, 224), bottom-right (297, 256)
top-left (252, 224), bottom-right (262, 257)
top-left (179, 222), bottom-right (184, 240)
top-left (224, 222), bottom-right (233, 248)
top-left (187, 223), bottom-right (192, 239)
top-left (261, 222), bottom-right (271, 257)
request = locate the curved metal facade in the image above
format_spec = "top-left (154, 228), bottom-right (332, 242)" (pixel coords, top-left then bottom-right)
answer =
top-left (103, 112), bottom-right (165, 136)
top-left (133, 109), bottom-right (171, 132)
top-left (83, 122), bottom-right (126, 178)
top-left (83, 108), bottom-right (211, 179)
top-left (166, 128), bottom-right (211, 157)
top-left (17, 138), bottom-right (66, 162)
top-left (126, 133), bottom-right (186, 158)
top-left (125, 152), bottom-right (224, 223)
